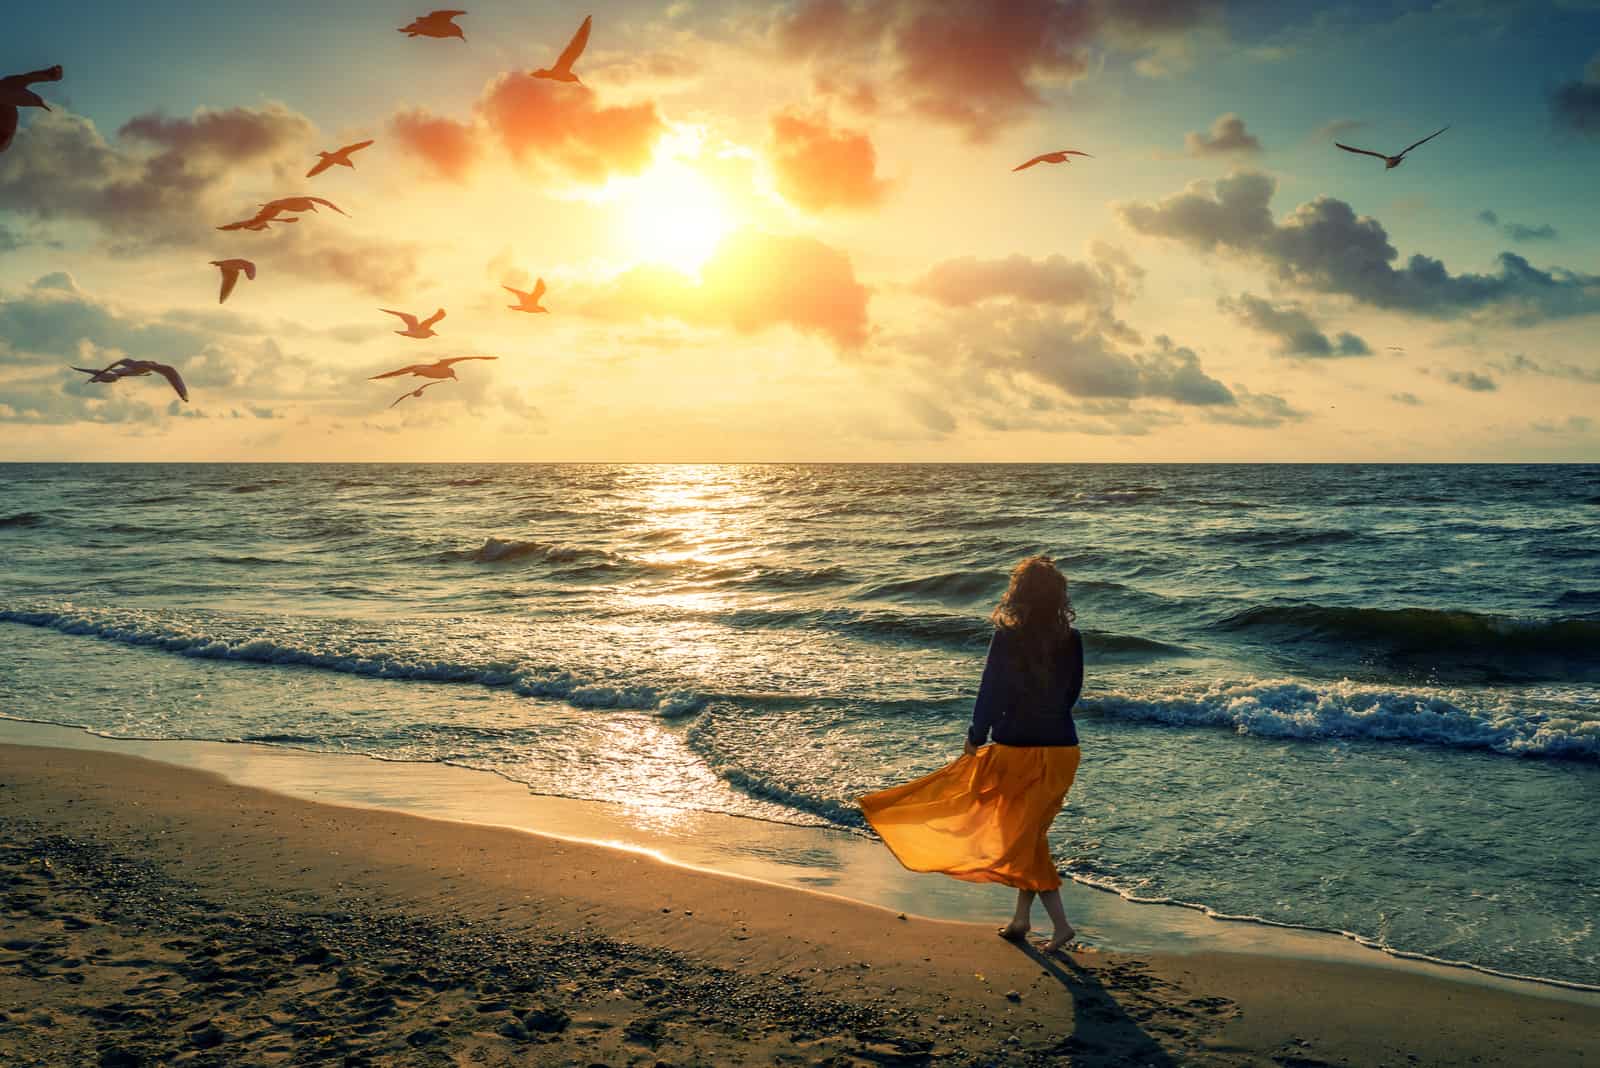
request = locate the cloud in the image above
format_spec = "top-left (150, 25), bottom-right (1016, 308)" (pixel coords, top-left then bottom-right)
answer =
top-left (909, 245), bottom-right (1141, 309)
top-left (389, 108), bottom-right (479, 182)
top-left (0, 223), bottom-right (22, 253)
top-left (0, 275), bottom-right (212, 367)
top-left (1116, 170), bottom-right (1600, 324)
top-left (479, 74), bottom-right (664, 182)
top-left (0, 104), bottom-right (312, 250)
top-left (1530, 415), bottom-right (1594, 435)
top-left (1391, 391), bottom-right (1422, 406)
top-left (393, 74), bottom-right (665, 186)
top-left (1442, 370), bottom-right (1497, 392)
top-left (577, 228), bottom-right (870, 348)
top-left (774, 0), bottom-right (1219, 142)
top-left (1491, 352), bottom-right (1600, 384)
top-left (1184, 113), bottom-right (1262, 156)
top-left (1219, 293), bottom-right (1370, 357)
top-left (1550, 52), bottom-right (1600, 137)
top-left (1476, 209), bottom-right (1557, 243)
top-left (1315, 118), bottom-right (1365, 142)
top-left (767, 110), bottom-right (889, 212)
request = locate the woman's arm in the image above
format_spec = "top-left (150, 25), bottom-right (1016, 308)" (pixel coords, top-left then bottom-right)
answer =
top-left (966, 630), bottom-right (1006, 752)
top-left (1062, 628), bottom-right (1084, 713)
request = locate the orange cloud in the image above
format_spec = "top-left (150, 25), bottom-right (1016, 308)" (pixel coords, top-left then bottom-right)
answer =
top-left (389, 108), bottom-right (478, 182)
top-left (767, 110), bottom-right (889, 212)
top-left (388, 74), bottom-right (666, 185)
top-left (478, 74), bottom-right (663, 182)
top-left (580, 229), bottom-right (870, 348)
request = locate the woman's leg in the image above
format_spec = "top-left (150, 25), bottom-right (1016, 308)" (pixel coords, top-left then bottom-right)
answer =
top-left (999, 889), bottom-right (1035, 940)
top-left (1038, 889), bottom-right (1076, 952)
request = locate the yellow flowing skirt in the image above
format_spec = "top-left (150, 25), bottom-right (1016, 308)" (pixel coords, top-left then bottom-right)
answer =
top-left (859, 744), bottom-right (1080, 892)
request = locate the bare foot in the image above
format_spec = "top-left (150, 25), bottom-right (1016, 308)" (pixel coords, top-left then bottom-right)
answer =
top-left (1040, 923), bottom-right (1076, 954)
top-left (997, 922), bottom-right (1030, 942)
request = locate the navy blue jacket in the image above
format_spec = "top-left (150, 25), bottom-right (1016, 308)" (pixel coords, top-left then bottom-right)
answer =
top-left (966, 626), bottom-right (1082, 748)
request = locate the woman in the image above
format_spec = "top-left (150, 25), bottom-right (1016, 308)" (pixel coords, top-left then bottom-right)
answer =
top-left (860, 555), bottom-right (1084, 952)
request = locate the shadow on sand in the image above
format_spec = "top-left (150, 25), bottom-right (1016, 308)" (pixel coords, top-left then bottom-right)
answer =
top-left (1006, 940), bottom-right (1177, 1067)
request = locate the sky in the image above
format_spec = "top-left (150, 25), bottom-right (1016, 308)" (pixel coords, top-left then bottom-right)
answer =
top-left (2, 0), bottom-right (1598, 462)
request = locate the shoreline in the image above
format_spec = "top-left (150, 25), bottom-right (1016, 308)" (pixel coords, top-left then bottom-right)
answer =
top-left (2, 716), bottom-right (1595, 1001)
top-left (2, 739), bottom-right (1598, 1066)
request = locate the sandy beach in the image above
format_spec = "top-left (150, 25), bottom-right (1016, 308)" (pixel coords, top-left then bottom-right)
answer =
top-left (2, 742), bottom-right (1596, 1067)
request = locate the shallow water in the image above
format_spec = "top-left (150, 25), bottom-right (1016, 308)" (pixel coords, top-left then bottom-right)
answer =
top-left (2, 462), bottom-right (1597, 985)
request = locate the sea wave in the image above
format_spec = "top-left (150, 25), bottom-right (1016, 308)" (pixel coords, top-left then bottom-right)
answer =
top-left (0, 606), bottom-right (701, 716)
top-left (0, 512), bottom-right (47, 528)
top-left (854, 569), bottom-right (1002, 604)
top-left (440, 537), bottom-right (618, 566)
top-left (1087, 678), bottom-right (1600, 761)
top-left (1217, 604), bottom-right (1600, 679)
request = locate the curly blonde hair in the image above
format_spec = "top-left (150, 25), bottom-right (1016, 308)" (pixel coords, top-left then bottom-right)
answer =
top-left (990, 555), bottom-right (1075, 683)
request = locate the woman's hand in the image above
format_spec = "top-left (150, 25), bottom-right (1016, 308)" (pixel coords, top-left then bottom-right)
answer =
top-left (963, 738), bottom-right (978, 758)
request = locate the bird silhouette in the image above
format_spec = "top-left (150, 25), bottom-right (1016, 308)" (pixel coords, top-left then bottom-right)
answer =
top-left (307, 140), bottom-right (374, 178)
top-left (380, 308), bottom-right (448, 339)
top-left (1, 64), bottom-right (63, 154)
top-left (1013, 150), bottom-right (1092, 172)
top-left (399, 10), bottom-right (466, 40)
top-left (260, 195), bottom-right (348, 217)
top-left (1335, 126), bottom-right (1448, 170)
top-left (72, 359), bottom-right (189, 402)
top-left (389, 380), bottom-right (450, 408)
top-left (532, 15), bottom-right (591, 82)
top-left (505, 279), bottom-right (549, 313)
top-left (210, 259), bottom-right (256, 304)
top-left (217, 204), bottom-right (295, 231)
top-left (370, 356), bottom-right (496, 381)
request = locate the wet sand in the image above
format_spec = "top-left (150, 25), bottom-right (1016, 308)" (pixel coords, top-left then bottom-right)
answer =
top-left (2, 743), bottom-right (1597, 1066)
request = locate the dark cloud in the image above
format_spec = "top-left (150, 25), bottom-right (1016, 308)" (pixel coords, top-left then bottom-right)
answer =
top-left (767, 110), bottom-right (889, 212)
top-left (1185, 113), bottom-right (1262, 156)
top-left (1550, 53), bottom-right (1600, 138)
top-left (577, 228), bottom-right (870, 348)
top-left (1117, 171), bottom-right (1600, 324)
top-left (1391, 391), bottom-right (1422, 406)
top-left (0, 223), bottom-right (22, 253)
top-left (0, 104), bottom-right (311, 250)
top-left (909, 246), bottom-right (1141, 309)
top-left (1220, 293), bottom-right (1370, 357)
top-left (1443, 370), bottom-right (1497, 392)
top-left (0, 275), bottom-right (211, 367)
top-left (1491, 352), bottom-right (1600, 384)
top-left (1478, 208), bottom-right (1557, 243)
top-left (389, 108), bottom-right (479, 182)
top-left (775, 0), bottom-right (1219, 142)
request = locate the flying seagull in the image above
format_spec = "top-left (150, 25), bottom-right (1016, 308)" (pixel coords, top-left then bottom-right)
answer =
top-left (389, 379), bottom-right (450, 409)
top-left (380, 307), bottom-right (447, 338)
top-left (532, 15), bottom-right (591, 82)
top-left (400, 10), bottom-right (466, 40)
top-left (1, 64), bottom-right (63, 154)
top-left (505, 279), bottom-right (548, 313)
top-left (72, 358), bottom-right (190, 402)
top-left (1012, 149), bottom-right (1092, 172)
top-left (260, 195), bottom-right (348, 217)
top-left (217, 204), bottom-right (295, 231)
top-left (370, 355), bottom-right (497, 381)
top-left (307, 140), bottom-right (374, 178)
top-left (1335, 126), bottom-right (1448, 170)
top-left (210, 259), bottom-right (256, 304)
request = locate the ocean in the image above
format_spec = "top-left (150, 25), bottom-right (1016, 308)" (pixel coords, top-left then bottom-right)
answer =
top-left (1, 462), bottom-right (1596, 987)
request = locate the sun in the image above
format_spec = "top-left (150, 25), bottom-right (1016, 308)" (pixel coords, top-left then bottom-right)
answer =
top-left (617, 160), bottom-right (733, 275)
